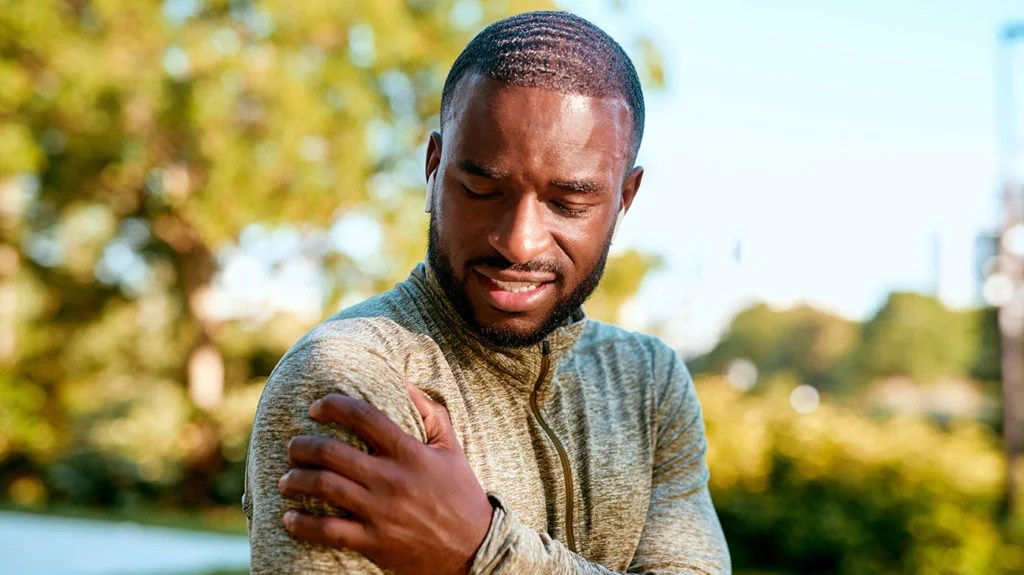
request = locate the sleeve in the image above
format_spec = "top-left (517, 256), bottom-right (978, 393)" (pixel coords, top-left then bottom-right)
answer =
top-left (469, 343), bottom-right (731, 575)
top-left (242, 333), bottom-right (426, 575)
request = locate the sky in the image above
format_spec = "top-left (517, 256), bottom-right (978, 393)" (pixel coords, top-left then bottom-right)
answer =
top-left (558, 0), bottom-right (1024, 352)
top-left (206, 1), bottom-right (1024, 354)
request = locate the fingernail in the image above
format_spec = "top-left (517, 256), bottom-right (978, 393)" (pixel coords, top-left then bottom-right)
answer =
top-left (278, 470), bottom-right (291, 491)
top-left (309, 399), bottom-right (322, 416)
top-left (283, 510), bottom-right (297, 528)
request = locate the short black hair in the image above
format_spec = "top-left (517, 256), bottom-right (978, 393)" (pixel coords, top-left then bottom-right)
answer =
top-left (440, 11), bottom-right (645, 163)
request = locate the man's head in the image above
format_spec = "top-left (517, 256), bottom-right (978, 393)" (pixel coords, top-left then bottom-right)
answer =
top-left (426, 11), bottom-right (645, 348)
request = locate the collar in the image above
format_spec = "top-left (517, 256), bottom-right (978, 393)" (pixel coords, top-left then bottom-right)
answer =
top-left (402, 262), bottom-right (586, 391)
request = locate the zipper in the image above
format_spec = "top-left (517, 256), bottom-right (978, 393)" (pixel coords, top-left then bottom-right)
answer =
top-left (528, 339), bottom-right (577, 553)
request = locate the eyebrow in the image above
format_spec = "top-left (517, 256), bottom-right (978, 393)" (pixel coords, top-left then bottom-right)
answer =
top-left (458, 159), bottom-right (511, 180)
top-left (458, 159), bottom-right (606, 195)
top-left (550, 179), bottom-right (605, 194)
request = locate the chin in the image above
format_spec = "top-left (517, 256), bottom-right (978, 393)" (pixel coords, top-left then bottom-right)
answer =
top-left (468, 307), bottom-right (550, 348)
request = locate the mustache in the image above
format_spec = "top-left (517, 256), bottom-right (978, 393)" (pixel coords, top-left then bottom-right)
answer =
top-left (466, 255), bottom-right (564, 276)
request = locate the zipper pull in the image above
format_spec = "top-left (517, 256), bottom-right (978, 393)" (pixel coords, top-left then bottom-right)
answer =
top-left (541, 339), bottom-right (550, 356)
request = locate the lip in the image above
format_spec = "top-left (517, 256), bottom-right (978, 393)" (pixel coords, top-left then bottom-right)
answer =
top-left (473, 269), bottom-right (555, 313)
top-left (473, 266), bottom-right (556, 284)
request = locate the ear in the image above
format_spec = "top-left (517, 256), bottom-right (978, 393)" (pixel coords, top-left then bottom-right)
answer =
top-left (619, 165), bottom-right (644, 215)
top-left (611, 166), bottom-right (643, 244)
top-left (424, 131), bottom-right (443, 213)
top-left (425, 130), bottom-right (442, 183)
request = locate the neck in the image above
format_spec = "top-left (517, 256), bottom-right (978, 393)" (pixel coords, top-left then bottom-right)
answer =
top-left (404, 262), bottom-right (586, 390)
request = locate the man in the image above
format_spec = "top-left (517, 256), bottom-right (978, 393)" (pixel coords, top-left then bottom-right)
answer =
top-left (244, 10), bottom-right (730, 574)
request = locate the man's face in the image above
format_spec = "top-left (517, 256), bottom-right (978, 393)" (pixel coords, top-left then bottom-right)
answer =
top-left (426, 76), bottom-right (643, 347)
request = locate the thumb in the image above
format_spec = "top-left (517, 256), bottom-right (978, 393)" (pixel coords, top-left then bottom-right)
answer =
top-left (405, 381), bottom-right (457, 449)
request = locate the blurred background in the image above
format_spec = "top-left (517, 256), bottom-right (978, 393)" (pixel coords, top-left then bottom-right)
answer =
top-left (2, 0), bottom-right (1024, 573)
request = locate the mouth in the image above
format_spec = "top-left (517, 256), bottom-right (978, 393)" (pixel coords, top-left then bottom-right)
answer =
top-left (473, 268), bottom-right (556, 313)
top-left (490, 279), bottom-right (542, 293)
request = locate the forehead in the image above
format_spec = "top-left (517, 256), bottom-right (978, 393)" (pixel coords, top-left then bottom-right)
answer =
top-left (443, 75), bottom-right (634, 174)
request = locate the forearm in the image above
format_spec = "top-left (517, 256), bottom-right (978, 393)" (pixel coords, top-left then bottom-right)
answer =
top-left (472, 493), bottom-right (728, 575)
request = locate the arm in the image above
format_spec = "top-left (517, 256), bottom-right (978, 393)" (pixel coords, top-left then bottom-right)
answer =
top-left (470, 345), bottom-right (730, 574)
top-left (243, 334), bottom-right (425, 574)
top-left (269, 338), bottom-right (730, 574)
top-left (628, 346), bottom-right (731, 573)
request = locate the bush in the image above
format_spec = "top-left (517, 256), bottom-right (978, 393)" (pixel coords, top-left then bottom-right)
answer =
top-left (698, 376), bottom-right (1023, 574)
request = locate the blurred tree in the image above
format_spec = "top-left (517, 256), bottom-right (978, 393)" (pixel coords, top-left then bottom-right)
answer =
top-left (971, 305), bottom-right (1002, 386)
top-left (0, 0), bottom-right (665, 508)
top-left (2, 0), bottom-right (569, 504)
top-left (585, 248), bottom-right (662, 324)
top-left (852, 292), bottom-right (981, 384)
top-left (700, 375), bottom-right (1021, 575)
top-left (693, 302), bottom-right (859, 393)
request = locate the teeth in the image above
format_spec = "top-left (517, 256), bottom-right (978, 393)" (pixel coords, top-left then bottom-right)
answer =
top-left (494, 280), bottom-right (540, 293)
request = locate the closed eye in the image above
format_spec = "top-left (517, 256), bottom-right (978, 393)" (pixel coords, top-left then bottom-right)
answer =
top-left (462, 184), bottom-right (498, 199)
top-left (551, 201), bottom-right (590, 216)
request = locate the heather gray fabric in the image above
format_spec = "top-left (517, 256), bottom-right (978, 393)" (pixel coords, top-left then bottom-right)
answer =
top-left (243, 263), bottom-right (730, 574)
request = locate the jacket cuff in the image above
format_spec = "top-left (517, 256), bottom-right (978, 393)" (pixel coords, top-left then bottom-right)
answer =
top-left (469, 493), bottom-right (518, 575)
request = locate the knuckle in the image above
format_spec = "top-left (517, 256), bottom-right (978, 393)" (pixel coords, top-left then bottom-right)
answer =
top-left (291, 468), bottom-right (313, 490)
top-left (325, 523), bottom-right (345, 547)
top-left (384, 472), bottom-right (412, 497)
top-left (432, 402), bottom-right (451, 421)
top-left (313, 437), bottom-right (342, 465)
top-left (322, 394), bottom-right (347, 415)
top-left (312, 471), bottom-right (332, 494)
top-left (353, 400), bottom-right (378, 423)
top-left (308, 437), bottom-right (327, 461)
top-left (322, 440), bottom-right (343, 465)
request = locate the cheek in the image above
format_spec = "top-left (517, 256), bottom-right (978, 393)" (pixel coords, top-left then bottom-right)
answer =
top-left (438, 191), bottom-right (497, 240)
top-left (552, 218), bottom-right (612, 267)
top-left (434, 202), bottom-right (485, 260)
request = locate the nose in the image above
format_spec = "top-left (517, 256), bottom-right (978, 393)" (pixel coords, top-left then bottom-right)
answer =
top-left (488, 196), bottom-right (552, 265)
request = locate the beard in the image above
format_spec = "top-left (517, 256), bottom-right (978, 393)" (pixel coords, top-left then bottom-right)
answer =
top-left (427, 216), bottom-right (611, 348)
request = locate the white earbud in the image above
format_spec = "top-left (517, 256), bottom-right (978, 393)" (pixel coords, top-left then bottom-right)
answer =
top-left (611, 208), bottom-right (625, 244)
top-left (424, 170), bottom-right (436, 213)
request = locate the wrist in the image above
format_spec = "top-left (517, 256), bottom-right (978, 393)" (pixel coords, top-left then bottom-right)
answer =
top-left (457, 493), bottom-right (498, 575)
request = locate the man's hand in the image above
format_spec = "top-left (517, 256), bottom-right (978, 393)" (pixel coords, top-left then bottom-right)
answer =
top-left (277, 383), bottom-right (493, 575)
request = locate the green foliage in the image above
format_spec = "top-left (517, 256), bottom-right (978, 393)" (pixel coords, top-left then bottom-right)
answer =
top-left (7, 2), bottom-right (1013, 572)
top-left (0, 0), bottom-right (666, 517)
top-left (970, 305), bottom-right (1002, 384)
top-left (585, 248), bottom-right (662, 323)
top-left (695, 302), bottom-right (859, 392)
top-left (1, 0), bottom-right (582, 509)
top-left (695, 293), bottom-right (1002, 398)
top-left (853, 292), bottom-right (982, 383)
top-left (700, 376), bottom-right (1023, 574)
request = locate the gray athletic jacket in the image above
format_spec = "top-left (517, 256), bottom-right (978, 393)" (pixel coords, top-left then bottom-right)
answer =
top-left (243, 263), bottom-right (730, 574)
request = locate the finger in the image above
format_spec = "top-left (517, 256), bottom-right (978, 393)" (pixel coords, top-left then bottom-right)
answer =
top-left (283, 510), bottom-right (371, 552)
top-left (288, 435), bottom-right (375, 487)
top-left (310, 393), bottom-right (408, 456)
top-left (278, 468), bottom-right (372, 518)
top-left (404, 381), bottom-right (456, 448)
top-left (404, 380), bottom-right (437, 422)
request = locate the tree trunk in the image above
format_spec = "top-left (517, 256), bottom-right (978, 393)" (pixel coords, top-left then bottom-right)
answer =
top-left (0, 245), bottom-right (17, 363)
top-left (154, 214), bottom-right (226, 504)
top-left (998, 183), bottom-right (1024, 518)
top-left (0, 176), bottom-right (23, 364)
top-left (154, 213), bottom-right (225, 410)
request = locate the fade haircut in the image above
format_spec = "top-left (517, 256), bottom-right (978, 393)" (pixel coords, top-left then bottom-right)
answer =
top-left (440, 11), bottom-right (645, 163)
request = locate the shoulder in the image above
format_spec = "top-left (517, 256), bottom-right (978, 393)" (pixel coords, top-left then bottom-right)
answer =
top-left (254, 288), bottom-right (434, 434)
top-left (575, 319), bottom-right (683, 374)
top-left (275, 285), bottom-right (436, 379)
top-left (572, 319), bottom-right (695, 410)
